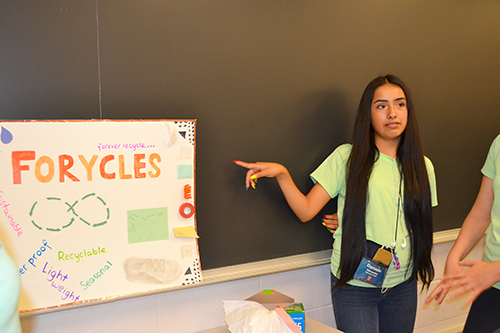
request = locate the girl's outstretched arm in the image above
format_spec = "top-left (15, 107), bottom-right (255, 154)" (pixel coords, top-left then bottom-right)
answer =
top-left (425, 176), bottom-right (494, 305)
top-left (234, 160), bottom-right (331, 222)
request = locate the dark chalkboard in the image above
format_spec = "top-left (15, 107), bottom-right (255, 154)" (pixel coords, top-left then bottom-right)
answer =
top-left (1, 1), bottom-right (499, 270)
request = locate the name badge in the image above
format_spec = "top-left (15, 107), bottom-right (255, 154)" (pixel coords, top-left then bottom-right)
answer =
top-left (353, 257), bottom-right (389, 287)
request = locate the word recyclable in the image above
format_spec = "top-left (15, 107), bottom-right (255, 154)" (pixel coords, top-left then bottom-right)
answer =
top-left (58, 247), bottom-right (107, 263)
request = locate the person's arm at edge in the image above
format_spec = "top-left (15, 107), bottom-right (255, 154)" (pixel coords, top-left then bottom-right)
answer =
top-left (446, 176), bottom-right (493, 265)
top-left (425, 175), bottom-right (493, 304)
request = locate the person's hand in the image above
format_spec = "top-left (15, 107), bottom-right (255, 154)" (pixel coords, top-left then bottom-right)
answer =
top-left (233, 160), bottom-right (287, 190)
top-left (322, 213), bottom-right (338, 234)
top-left (437, 260), bottom-right (500, 305)
top-left (425, 260), bottom-right (463, 305)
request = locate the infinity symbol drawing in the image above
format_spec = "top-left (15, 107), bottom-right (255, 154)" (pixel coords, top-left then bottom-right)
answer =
top-left (29, 193), bottom-right (110, 232)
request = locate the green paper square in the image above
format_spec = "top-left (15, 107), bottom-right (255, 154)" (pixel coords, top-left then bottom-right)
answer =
top-left (127, 207), bottom-right (169, 244)
top-left (177, 164), bottom-right (193, 179)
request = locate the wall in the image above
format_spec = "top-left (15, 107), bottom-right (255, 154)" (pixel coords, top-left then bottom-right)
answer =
top-left (2, 2), bottom-right (494, 331)
top-left (2, 1), bottom-right (500, 271)
top-left (19, 233), bottom-right (484, 333)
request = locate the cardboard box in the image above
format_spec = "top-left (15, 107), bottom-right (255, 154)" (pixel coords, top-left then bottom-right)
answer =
top-left (246, 290), bottom-right (305, 332)
top-left (283, 303), bottom-right (305, 333)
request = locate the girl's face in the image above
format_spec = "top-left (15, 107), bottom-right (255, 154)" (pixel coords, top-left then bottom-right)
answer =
top-left (370, 83), bottom-right (408, 147)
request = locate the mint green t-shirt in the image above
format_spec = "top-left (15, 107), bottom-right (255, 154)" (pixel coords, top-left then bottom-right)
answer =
top-left (480, 134), bottom-right (500, 290)
top-left (310, 144), bottom-right (438, 288)
top-left (0, 241), bottom-right (21, 333)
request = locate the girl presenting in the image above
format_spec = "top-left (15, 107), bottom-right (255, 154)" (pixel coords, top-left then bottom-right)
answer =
top-left (235, 75), bottom-right (437, 333)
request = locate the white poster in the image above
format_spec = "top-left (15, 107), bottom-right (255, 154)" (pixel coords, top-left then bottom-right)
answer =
top-left (0, 120), bottom-right (201, 313)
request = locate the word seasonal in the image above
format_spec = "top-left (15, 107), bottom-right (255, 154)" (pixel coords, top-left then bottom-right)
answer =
top-left (81, 261), bottom-right (113, 291)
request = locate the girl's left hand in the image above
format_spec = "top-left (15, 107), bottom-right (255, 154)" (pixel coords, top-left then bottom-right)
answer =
top-left (322, 213), bottom-right (338, 234)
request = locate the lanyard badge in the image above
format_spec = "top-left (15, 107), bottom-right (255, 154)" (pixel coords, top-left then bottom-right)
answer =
top-left (353, 241), bottom-right (392, 287)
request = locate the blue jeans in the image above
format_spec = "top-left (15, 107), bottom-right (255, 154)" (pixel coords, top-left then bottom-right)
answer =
top-left (331, 273), bottom-right (417, 333)
top-left (463, 286), bottom-right (500, 333)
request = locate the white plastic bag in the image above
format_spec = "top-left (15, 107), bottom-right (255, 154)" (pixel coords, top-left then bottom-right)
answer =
top-left (223, 300), bottom-right (294, 333)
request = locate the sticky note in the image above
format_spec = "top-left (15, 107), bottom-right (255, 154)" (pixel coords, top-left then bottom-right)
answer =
top-left (127, 207), bottom-right (169, 244)
top-left (177, 164), bottom-right (193, 179)
top-left (173, 226), bottom-right (199, 238)
top-left (179, 145), bottom-right (192, 160)
top-left (180, 244), bottom-right (197, 258)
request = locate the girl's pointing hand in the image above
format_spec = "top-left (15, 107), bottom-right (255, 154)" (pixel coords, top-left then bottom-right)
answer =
top-left (233, 160), bottom-right (287, 189)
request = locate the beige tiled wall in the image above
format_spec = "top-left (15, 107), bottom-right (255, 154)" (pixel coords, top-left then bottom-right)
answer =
top-left (20, 237), bottom-right (480, 332)
top-left (415, 237), bottom-right (485, 333)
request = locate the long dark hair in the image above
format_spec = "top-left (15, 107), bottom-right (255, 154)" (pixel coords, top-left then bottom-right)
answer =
top-left (335, 75), bottom-right (434, 290)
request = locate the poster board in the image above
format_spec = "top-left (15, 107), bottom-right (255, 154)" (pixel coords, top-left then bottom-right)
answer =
top-left (0, 120), bottom-right (200, 313)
